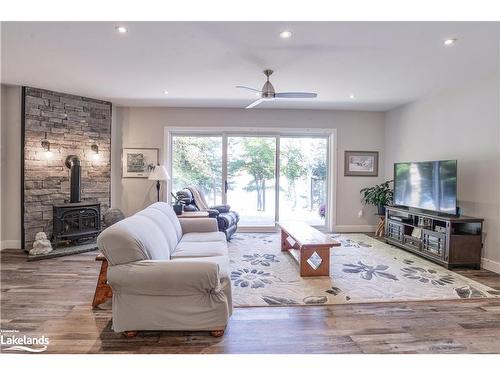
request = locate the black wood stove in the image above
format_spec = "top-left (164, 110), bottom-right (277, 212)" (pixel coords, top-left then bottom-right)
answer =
top-left (52, 155), bottom-right (101, 248)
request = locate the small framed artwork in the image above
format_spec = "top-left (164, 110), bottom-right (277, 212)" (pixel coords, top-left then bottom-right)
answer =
top-left (344, 151), bottom-right (379, 177)
top-left (122, 148), bottom-right (159, 178)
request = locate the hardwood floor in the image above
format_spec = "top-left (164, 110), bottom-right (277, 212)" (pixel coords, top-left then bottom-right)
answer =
top-left (1, 247), bottom-right (500, 354)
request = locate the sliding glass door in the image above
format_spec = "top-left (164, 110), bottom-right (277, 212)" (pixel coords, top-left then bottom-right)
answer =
top-left (279, 137), bottom-right (328, 226)
top-left (170, 132), bottom-right (330, 230)
top-left (171, 136), bottom-right (223, 206)
top-left (227, 136), bottom-right (276, 227)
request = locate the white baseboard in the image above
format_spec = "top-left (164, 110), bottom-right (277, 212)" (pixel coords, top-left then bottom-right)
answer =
top-left (1, 240), bottom-right (22, 250)
top-left (334, 225), bottom-right (377, 233)
top-left (481, 257), bottom-right (500, 274)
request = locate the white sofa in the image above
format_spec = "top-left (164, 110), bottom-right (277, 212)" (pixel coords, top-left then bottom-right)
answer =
top-left (97, 202), bottom-right (232, 336)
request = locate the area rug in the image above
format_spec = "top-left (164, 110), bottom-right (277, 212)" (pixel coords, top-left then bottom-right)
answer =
top-left (228, 233), bottom-right (499, 307)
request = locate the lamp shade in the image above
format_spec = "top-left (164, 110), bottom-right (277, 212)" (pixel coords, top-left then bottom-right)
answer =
top-left (148, 165), bottom-right (170, 181)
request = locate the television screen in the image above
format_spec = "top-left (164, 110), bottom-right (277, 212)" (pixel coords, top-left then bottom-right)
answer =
top-left (394, 160), bottom-right (457, 215)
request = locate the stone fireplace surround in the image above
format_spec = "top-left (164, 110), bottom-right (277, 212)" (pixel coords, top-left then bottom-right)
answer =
top-left (22, 87), bottom-right (111, 250)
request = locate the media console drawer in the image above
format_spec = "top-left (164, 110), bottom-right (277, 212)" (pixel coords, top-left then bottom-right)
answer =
top-left (387, 221), bottom-right (403, 242)
top-left (422, 229), bottom-right (446, 259)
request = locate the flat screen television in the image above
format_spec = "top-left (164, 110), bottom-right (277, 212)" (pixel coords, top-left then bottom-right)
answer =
top-left (393, 160), bottom-right (457, 215)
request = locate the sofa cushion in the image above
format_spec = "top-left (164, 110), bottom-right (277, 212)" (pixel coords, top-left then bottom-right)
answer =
top-left (135, 208), bottom-right (178, 255)
top-left (170, 255), bottom-right (229, 280)
top-left (181, 231), bottom-right (227, 243)
top-left (149, 202), bottom-right (183, 241)
top-left (172, 239), bottom-right (228, 259)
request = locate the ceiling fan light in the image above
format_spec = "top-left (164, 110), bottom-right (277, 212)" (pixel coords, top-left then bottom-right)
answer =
top-left (279, 31), bottom-right (292, 39)
top-left (443, 38), bottom-right (457, 46)
top-left (115, 26), bottom-right (128, 34)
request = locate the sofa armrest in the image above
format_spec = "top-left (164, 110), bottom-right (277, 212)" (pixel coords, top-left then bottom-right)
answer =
top-left (107, 260), bottom-right (220, 296)
top-left (211, 205), bottom-right (230, 214)
top-left (179, 217), bottom-right (218, 233)
top-left (206, 209), bottom-right (220, 218)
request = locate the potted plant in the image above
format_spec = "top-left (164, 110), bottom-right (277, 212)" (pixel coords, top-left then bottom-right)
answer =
top-left (360, 180), bottom-right (393, 216)
top-left (171, 192), bottom-right (184, 215)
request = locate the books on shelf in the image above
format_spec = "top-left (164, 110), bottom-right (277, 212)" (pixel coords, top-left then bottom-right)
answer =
top-left (389, 216), bottom-right (413, 224)
top-left (417, 217), bottom-right (432, 228)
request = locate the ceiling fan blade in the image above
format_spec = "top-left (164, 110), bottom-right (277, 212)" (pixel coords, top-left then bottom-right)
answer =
top-left (275, 92), bottom-right (318, 98)
top-left (245, 98), bottom-right (265, 109)
top-left (236, 85), bottom-right (262, 93)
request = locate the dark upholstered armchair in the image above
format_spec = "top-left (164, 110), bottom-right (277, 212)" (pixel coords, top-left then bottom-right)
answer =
top-left (176, 188), bottom-right (239, 240)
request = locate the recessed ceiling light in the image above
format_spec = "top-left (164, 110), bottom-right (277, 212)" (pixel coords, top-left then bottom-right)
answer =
top-left (443, 38), bottom-right (457, 46)
top-left (349, 94), bottom-right (356, 99)
top-left (279, 30), bottom-right (292, 39)
top-left (163, 90), bottom-right (169, 95)
top-left (115, 26), bottom-right (128, 34)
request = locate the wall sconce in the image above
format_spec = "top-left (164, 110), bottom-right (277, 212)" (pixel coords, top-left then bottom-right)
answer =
top-left (91, 143), bottom-right (100, 160)
top-left (41, 132), bottom-right (52, 159)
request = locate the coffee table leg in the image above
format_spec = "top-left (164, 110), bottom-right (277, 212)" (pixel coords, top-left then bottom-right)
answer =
top-left (281, 229), bottom-right (289, 252)
top-left (299, 247), bottom-right (331, 277)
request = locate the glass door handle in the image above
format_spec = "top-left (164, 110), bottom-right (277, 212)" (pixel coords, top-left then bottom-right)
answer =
top-left (224, 180), bottom-right (228, 193)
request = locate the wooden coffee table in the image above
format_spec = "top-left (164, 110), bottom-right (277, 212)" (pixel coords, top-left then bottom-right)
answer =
top-left (278, 221), bottom-right (340, 277)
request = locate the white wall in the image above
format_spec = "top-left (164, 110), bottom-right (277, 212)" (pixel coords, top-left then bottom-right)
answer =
top-left (0, 85), bottom-right (22, 249)
top-left (384, 73), bottom-right (500, 272)
top-left (0, 85), bottom-right (4, 246)
top-left (114, 107), bottom-right (386, 231)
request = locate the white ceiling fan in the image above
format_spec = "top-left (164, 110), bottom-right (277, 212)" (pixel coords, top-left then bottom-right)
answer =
top-left (236, 69), bottom-right (318, 109)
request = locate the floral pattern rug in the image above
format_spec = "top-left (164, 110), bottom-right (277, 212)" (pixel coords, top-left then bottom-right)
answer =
top-left (228, 233), bottom-right (500, 307)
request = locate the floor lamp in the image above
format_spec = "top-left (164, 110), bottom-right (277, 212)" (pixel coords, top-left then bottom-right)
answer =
top-left (148, 164), bottom-right (170, 202)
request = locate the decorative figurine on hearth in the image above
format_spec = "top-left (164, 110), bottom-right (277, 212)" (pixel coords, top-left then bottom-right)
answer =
top-left (29, 232), bottom-right (53, 256)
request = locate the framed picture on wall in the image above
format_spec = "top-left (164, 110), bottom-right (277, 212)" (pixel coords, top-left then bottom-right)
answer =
top-left (344, 151), bottom-right (379, 177)
top-left (122, 148), bottom-right (159, 178)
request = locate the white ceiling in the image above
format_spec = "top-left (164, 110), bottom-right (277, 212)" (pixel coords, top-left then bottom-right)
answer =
top-left (1, 22), bottom-right (498, 111)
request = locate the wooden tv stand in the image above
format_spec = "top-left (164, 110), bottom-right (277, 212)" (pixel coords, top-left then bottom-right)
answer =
top-left (384, 207), bottom-right (483, 269)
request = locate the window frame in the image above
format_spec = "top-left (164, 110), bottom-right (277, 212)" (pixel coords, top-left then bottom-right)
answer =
top-left (165, 126), bottom-right (336, 232)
